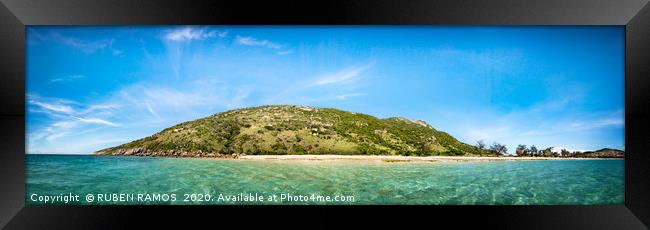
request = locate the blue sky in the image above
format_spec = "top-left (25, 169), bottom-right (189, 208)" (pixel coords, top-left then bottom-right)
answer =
top-left (26, 26), bottom-right (625, 154)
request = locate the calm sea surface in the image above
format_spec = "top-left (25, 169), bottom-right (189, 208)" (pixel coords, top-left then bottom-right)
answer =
top-left (25, 154), bottom-right (624, 205)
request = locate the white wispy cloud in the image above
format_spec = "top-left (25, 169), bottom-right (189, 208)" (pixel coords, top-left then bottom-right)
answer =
top-left (473, 114), bottom-right (620, 141)
top-left (142, 88), bottom-right (210, 107)
top-left (144, 100), bottom-right (159, 118)
top-left (82, 104), bottom-right (121, 114)
top-left (61, 37), bottom-right (112, 53)
top-left (564, 114), bottom-right (624, 133)
top-left (45, 132), bottom-right (67, 141)
top-left (33, 120), bottom-right (78, 142)
top-left (51, 121), bottom-right (78, 129)
top-left (28, 95), bottom-right (121, 144)
top-left (160, 27), bottom-right (228, 78)
top-left (277, 50), bottom-right (293, 55)
top-left (55, 34), bottom-right (120, 55)
top-left (29, 99), bottom-right (75, 114)
top-left (315, 64), bottom-right (372, 86)
top-left (50, 74), bottom-right (85, 83)
top-left (260, 63), bottom-right (373, 105)
top-left (73, 117), bottom-right (120, 127)
top-left (164, 27), bottom-right (228, 42)
top-left (235, 35), bottom-right (282, 49)
top-left (335, 93), bottom-right (365, 100)
top-left (29, 31), bottom-right (124, 56)
top-left (28, 96), bottom-right (120, 117)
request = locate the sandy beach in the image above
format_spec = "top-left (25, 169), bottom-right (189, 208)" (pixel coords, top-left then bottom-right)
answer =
top-left (238, 154), bottom-right (614, 162)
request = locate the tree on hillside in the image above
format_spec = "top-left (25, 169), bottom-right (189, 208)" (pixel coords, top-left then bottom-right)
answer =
top-left (560, 149), bottom-right (571, 157)
top-left (572, 151), bottom-right (582, 158)
top-left (515, 144), bottom-right (527, 157)
top-left (552, 151), bottom-right (560, 157)
top-left (529, 145), bottom-right (538, 157)
top-left (476, 140), bottom-right (486, 151)
top-left (475, 140), bottom-right (487, 156)
top-left (415, 136), bottom-right (430, 154)
top-left (489, 143), bottom-right (508, 156)
top-left (542, 147), bottom-right (554, 157)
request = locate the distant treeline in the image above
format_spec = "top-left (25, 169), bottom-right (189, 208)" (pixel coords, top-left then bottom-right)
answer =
top-left (474, 140), bottom-right (624, 158)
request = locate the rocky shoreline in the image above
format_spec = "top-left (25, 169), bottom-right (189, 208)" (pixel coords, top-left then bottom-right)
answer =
top-left (94, 147), bottom-right (241, 159)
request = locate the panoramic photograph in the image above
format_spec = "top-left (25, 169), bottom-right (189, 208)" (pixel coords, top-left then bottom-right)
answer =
top-left (26, 26), bottom-right (624, 205)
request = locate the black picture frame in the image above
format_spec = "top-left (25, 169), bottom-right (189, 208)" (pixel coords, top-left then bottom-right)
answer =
top-left (1, 0), bottom-right (649, 229)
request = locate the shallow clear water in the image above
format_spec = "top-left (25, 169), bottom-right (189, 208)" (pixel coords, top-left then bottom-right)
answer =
top-left (25, 155), bottom-right (624, 205)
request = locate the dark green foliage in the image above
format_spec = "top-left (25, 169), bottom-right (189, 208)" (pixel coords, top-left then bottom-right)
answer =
top-left (293, 144), bottom-right (307, 155)
top-left (515, 144), bottom-right (527, 156)
top-left (542, 147), bottom-right (554, 157)
top-left (444, 148), bottom-right (465, 156)
top-left (356, 143), bottom-right (382, 155)
top-left (271, 143), bottom-right (288, 154)
top-left (529, 145), bottom-right (539, 156)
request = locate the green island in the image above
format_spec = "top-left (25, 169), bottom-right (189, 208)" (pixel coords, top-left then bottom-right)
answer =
top-left (95, 105), bottom-right (624, 159)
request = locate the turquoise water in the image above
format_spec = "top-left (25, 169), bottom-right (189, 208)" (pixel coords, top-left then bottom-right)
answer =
top-left (25, 155), bottom-right (624, 205)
